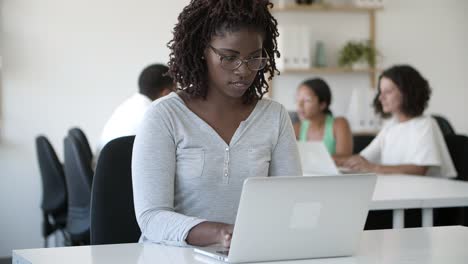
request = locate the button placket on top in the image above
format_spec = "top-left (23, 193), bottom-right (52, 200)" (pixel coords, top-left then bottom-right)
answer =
top-left (223, 146), bottom-right (230, 184)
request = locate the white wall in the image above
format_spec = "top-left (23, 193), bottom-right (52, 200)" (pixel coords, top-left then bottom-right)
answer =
top-left (0, 0), bottom-right (188, 256)
top-left (1, 0), bottom-right (467, 257)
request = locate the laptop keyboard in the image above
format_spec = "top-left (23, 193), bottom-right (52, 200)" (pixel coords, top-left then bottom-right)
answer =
top-left (216, 250), bottom-right (229, 256)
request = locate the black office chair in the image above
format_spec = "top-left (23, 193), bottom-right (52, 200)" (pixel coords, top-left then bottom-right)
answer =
top-left (63, 135), bottom-right (93, 245)
top-left (352, 134), bottom-right (375, 154)
top-left (432, 115), bottom-right (456, 136)
top-left (434, 134), bottom-right (468, 227)
top-left (35, 135), bottom-right (68, 247)
top-left (68, 127), bottom-right (93, 167)
top-left (65, 129), bottom-right (94, 187)
top-left (444, 135), bottom-right (468, 181)
top-left (90, 136), bottom-right (141, 245)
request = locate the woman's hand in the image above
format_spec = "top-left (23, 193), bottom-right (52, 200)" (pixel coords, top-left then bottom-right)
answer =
top-left (218, 223), bottom-right (234, 248)
top-left (186, 222), bottom-right (234, 247)
top-left (332, 155), bottom-right (350, 166)
top-left (343, 155), bottom-right (378, 173)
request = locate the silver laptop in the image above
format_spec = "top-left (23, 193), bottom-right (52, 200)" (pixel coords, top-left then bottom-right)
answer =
top-left (297, 141), bottom-right (358, 176)
top-left (194, 174), bottom-right (377, 263)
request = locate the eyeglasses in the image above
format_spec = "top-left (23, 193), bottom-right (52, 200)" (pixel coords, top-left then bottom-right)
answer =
top-left (209, 45), bottom-right (268, 71)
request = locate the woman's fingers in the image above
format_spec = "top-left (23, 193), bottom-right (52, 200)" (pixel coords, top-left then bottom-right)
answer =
top-left (223, 233), bottom-right (232, 248)
top-left (219, 224), bottom-right (234, 248)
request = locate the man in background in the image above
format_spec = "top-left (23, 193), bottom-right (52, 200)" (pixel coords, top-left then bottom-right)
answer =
top-left (96, 64), bottom-right (175, 155)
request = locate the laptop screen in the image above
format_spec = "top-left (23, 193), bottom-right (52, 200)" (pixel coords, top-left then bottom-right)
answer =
top-left (297, 141), bottom-right (340, 175)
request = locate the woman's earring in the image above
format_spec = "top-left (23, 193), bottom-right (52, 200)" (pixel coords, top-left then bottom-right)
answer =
top-left (201, 56), bottom-right (205, 60)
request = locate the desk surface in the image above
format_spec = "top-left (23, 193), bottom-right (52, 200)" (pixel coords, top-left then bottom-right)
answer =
top-left (13, 226), bottom-right (468, 264)
top-left (371, 175), bottom-right (468, 210)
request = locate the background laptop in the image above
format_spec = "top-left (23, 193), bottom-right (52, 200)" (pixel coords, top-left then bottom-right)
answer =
top-left (297, 141), bottom-right (358, 176)
top-left (194, 174), bottom-right (377, 263)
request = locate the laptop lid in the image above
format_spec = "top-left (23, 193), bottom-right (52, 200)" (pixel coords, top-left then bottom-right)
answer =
top-left (297, 141), bottom-right (340, 175)
top-left (194, 174), bottom-right (377, 263)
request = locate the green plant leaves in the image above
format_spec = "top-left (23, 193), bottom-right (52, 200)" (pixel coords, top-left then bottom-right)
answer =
top-left (338, 40), bottom-right (377, 67)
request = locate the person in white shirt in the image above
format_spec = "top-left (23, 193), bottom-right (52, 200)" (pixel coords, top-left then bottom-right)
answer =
top-left (96, 64), bottom-right (175, 155)
top-left (335, 65), bottom-right (456, 178)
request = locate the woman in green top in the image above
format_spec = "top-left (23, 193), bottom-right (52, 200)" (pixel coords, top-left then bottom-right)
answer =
top-left (294, 78), bottom-right (353, 157)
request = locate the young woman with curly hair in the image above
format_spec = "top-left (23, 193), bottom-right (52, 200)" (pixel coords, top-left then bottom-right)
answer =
top-left (132, 0), bottom-right (302, 247)
top-left (336, 65), bottom-right (455, 177)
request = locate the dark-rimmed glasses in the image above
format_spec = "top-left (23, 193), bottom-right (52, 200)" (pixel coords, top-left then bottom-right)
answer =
top-left (209, 45), bottom-right (268, 71)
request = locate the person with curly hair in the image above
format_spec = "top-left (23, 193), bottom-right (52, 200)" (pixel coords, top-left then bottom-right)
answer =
top-left (336, 65), bottom-right (456, 177)
top-left (132, 0), bottom-right (302, 247)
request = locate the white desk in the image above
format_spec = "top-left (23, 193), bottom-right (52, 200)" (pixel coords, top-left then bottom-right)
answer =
top-left (12, 226), bottom-right (468, 264)
top-left (371, 175), bottom-right (468, 228)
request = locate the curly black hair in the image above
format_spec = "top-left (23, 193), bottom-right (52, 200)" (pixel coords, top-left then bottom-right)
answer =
top-left (167, 0), bottom-right (280, 104)
top-left (374, 65), bottom-right (432, 118)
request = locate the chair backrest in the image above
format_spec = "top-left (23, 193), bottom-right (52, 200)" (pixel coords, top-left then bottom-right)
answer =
top-left (434, 134), bottom-right (468, 227)
top-left (36, 135), bottom-right (69, 240)
top-left (432, 114), bottom-right (456, 136)
top-left (35, 135), bottom-right (67, 215)
top-left (352, 135), bottom-right (375, 154)
top-left (63, 135), bottom-right (93, 244)
top-left (68, 127), bottom-right (93, 166)
top-left (90, 136), bottom-right (141, 245)
top-left (444, 134), bottom-right (468, 181)
top-left (288, 111), bottom-right (300, 124)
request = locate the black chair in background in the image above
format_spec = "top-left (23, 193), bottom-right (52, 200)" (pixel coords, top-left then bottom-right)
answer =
top-left (431, 114), bottom-right (456, 136)
top-left (68, 127), bottom-right (93, 167)
top-left (35, 135), bottom-right (68, 247)
top-left (444, 135), bottom-right (468, 181)
top-left (434, 134), bottom-right (468, 227)
top-left (65, 129), bottom-right (94, 188)
top-left (352, 135), bottom-right (375, 154)
top-left (90, 136), bottom-right (141, 245)
top-left (63, 135), bottom-right (93, 245)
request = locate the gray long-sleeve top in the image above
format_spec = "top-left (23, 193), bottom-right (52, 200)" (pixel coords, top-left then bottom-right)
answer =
top-left (132, 92), bottom-right (302, 246)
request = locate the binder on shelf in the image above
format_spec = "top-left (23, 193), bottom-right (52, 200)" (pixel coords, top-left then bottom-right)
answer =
top-left (277, 25), bottom-right (311, 70)
top-left (346, 86), bottom-right (381, 133)
top-left (277, 25), bottom-right (295, 70)
top-left (290, 27), bottom-right (301, 69)
top-left (298, 26), bottom-right (311, 69)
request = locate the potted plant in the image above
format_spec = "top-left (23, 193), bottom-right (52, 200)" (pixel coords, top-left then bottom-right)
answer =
top-left (338, 40), bottom-right (377, 69)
